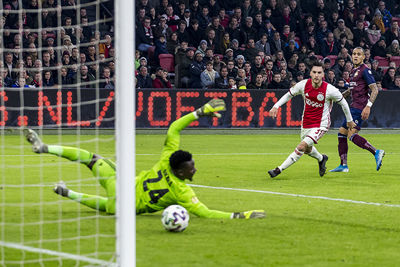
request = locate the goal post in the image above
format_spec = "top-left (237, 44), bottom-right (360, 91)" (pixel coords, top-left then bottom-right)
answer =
top-left (115, 0), bottom-right (136, 265)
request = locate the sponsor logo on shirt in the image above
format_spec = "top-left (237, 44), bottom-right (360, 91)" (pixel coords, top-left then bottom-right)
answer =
top-left (305, 98), bottom-right (323, 108)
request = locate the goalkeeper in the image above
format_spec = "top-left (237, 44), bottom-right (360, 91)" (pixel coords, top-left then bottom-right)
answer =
top-left (25, 99), bottom-right (265, 219)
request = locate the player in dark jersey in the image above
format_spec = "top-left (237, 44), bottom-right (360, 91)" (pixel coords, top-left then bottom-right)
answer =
top-left (330, 47), bottom-right (385, 172)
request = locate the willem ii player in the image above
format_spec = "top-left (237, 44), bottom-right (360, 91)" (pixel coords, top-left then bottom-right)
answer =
top-left (330, 47), bottom-right (385, 172)
top-left (25, 99), bottom-right (265, 219)
top-left (268, 61), bottom-right (356, 178)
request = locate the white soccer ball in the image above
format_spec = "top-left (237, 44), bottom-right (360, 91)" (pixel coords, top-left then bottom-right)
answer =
top-left (161, 205), bottom-right (189, 232)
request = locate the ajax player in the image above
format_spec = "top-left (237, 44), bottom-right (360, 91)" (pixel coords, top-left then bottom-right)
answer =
top-left (25, 99), bottom-right (265, 219)
top-left (268, 61), bottom-right (356, 178)
top-left (330, 47), bottom-right (385, 172)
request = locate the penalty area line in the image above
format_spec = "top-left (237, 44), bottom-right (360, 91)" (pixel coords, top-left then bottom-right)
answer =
top-left (188, 184), bottom-right (400, 208)
top-left (0, 241), bottom-right (116, 266)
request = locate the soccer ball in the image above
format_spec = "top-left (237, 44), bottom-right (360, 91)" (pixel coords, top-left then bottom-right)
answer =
top-left (161, 205), bottom-right (189, 232)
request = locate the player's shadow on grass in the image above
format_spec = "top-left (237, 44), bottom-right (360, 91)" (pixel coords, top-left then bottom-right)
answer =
top-left (275, 214), bottom-right (400, 233)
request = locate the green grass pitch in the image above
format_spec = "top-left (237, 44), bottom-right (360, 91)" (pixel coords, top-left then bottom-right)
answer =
top-left (1, 132), bottom-right (400, 266)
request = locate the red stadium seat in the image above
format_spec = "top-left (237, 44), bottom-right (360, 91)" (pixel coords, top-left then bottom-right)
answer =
top-left (159, 54), bottom-right (175, 72)
top-left (374, 56), bottom-right (389, 67)
top-left (392, 17), bottom-right (400, 24)
top-left (326, 55), bottom-right (337, 67)
top-left (315, 55), bottom-right (324, 60)
top-left (215, 54), bottom-right (223, 60)
top-left (389, 56), bottom-right (400, 67)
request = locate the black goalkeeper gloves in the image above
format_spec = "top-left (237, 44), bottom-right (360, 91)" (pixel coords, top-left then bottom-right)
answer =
top-left (232, 210), bottom-right (266, 219)
top-left (195, 99), bottom-right (226, 118)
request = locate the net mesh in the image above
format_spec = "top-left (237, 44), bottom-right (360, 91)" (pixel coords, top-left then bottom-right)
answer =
top-left (0, 0), bottom-right (117, 265)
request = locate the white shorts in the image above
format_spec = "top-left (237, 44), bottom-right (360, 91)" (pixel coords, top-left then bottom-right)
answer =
top-left (301, 127), bottom-right (327, 146)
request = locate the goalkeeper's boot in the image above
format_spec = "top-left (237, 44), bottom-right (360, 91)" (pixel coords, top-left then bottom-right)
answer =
top-left (53, 181), bottom-right (69, 197)
top-left (375, 149), bottom-right (385, 171)
top-left (243, 210), bottom-right (266, 219)
top-left (268, 167), bottom-right (281, 178)
top-left (318, 154), bottom-right (328, 177)
top-left (329, 164), bottom-right (349, 172)
top-left (24, 129), bottom-right (47, 153)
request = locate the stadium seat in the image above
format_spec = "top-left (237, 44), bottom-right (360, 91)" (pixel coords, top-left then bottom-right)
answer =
top-left (215, 54), bottom-right (223, 60)
top-left (159, 54), bottom-right (175, 72)
top-left (390, 56), bottom-right (400, 67)
top-left (392, 17), bottom-right (400, 24)
top-left (374, 56), bottom-right (389, 67)
top-left (315, 55), bottom-right (324, 60)
top-left (326, 55), bottom-right (337, 67)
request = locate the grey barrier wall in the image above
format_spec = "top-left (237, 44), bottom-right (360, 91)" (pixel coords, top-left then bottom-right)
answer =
top-left (1, 88), bottom-right (399, 128)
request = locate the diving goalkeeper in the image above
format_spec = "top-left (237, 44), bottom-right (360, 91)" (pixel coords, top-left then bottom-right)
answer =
top-left (25, 99), bottom-right (265, 219)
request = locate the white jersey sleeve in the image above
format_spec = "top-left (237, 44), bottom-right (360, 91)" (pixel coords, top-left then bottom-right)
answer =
top-left (326, 84), bottom-right (353, 122)
top-left (273, 80), bottom-right (306, 108)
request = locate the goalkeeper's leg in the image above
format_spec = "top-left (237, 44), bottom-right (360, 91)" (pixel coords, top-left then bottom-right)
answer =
top-left (25, 129), bottom-right (116, 213)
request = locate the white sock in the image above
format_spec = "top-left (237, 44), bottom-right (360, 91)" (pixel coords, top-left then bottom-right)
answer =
top-left (307, 146), bottom-right (323, 162)
top-left (279, 148), bottom-right (304, 171)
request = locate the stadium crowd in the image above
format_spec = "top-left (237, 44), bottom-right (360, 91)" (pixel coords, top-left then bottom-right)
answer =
top-left (135, 0), bottom-right (400, 90)
top-left (0, 0), bottom-right (114, 89)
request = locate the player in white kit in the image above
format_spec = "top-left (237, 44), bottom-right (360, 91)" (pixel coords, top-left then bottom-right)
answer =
top-left (268, 61), bottom-right (356, 178)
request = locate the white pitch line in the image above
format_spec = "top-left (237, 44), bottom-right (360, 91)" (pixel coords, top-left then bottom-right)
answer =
top-left (0, 241), bottom-right (116, 266)
top-left (188, 184), bottom-right (400, 208)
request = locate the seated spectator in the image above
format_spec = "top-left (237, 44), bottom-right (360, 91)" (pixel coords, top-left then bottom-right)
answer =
top-left (376, 1), bottom-right (392, 29)
top-left (12, 76), bottom-right (32, 88)
top-left (99, 34), bottom-right (113, 58)
top-left (243, 39), bottom-right (259, 63)
top-left (166, 32), bottom-right (179, 55)
top-left (176, 20), bottom-right (190, 44)
top-left (136, 16), bottom-right (154, 53)
top-left (200, 61), bottom-right (220, 89)
top-left (306, 36), bottom-right (321, 57)
top-left (236, 68), bottom-right (250, 86)
top-left (154, 35), bottom-right (168, 64)
top-left (321, 32), bottom-right (339, 57)
top-left (60, 67), bottom-right (73, 85)
top-left (247, 73), bottom-right (265, 89)
top-left (212, 54), bottom-right (224, 73)
top-left (203, 48), bottom-right (214, 63)
top-left (370, 59), bottom-right (383, 80)
top-left (79, 65), bottom-right (96, 88)
top-left (372, 10), bottom-right (385, 34)
top-left (1, 68), bottom-right (14, 87)
top-left (43, 70), bottom-right (56, 87)
top-left (223, 48), bottom-right (235, 63)
top-left (326, 69), bottom-right (337, 85)
top-left (101, 67), bottom-right (114, 89)
top-left (267, 72), bottom-right (286, 89)
top-left (386, 40), bottom-right (400, 58)
top-left (235, 55), bottom-right (245, 69)
top-left (152, 67), bottom-right (172, 88)
top-left (371, 36), bottom-right (387, 58)
top-left (153, 15), bottom-right (172, 39)
top-left (255, 33), bottom-right (271, 56)
top-left (137, 66), bottom-right (153, 89)
top-left (228, 77), bottom-right (237, 89)
top-left (382, 67), bottom-right (396, 89)
top-left (187, 19), bottom-right (205, 48)
top-left (176, 47), bottom-right (194, 88)
top-left (32, 72), bottom-right (43, 88)
top-left (230, 39), bottom-right (244, 58)
top-left (196, 40), bottom-right (208, 57)
top-left (215, 66), bottom-right (229, 89)
top-left (218, 32), bottom-right (231, 56)
top-left (388, 75), bottom-right (400, 90)
top-left (190, 51), bottom-right (206, 88)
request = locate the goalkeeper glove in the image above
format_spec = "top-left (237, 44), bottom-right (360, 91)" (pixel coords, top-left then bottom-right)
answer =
top-left (232, 210), bottom-right (266, 219)
top-left (196, 99), bottom-right (226, 118)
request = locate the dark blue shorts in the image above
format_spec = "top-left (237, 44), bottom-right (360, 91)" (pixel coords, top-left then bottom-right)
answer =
top-left (341, 107), bottom-right (363, 130)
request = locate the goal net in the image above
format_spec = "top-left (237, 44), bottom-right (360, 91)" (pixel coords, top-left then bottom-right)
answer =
top-left (0, 0), bottom-right (129, 265)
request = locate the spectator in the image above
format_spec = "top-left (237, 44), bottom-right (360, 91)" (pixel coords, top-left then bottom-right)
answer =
top-left (386, 39), bottom-right (400, 57)
top-left (165, 5), bottom-right (180, 32)
top-left (371, 59), bottom-right (384, 82)
top-left (333, 19), bottom-right (354, 46)
top-left (367, 23), bottom-right (382, 46)
top-left (218, 33), bottom-right (231, 56)
top-left (326, 69), bottom-right (337, 85)
top-left (258, 19), bottom-right (275, 41)
top-left (270, 31), bottom-right (283, 56)
top-left (215, 66), bottom-right (230, 89)
top-left (153, 15), bottom-right (172, 39)
top-left (243, 39), bottom-right (259, 62)
top-left (205, 29), bottom-right (217, 52)
top-left (99, 34), bottom-right (113, 58)
top-left (43, 70), bottom-right (56, 87)
top-left (200, 61), bottom-right (220, 88)
top-left (373, 10), bottom-right (386, 34)
top-left (255, 33), bottom-right (271, 56)
top-left (228, 77), bottom-right (237, 89)
top-left (187, 19), bottom-right (204, 48)
top-left (388, 75), bottom-right (400, 90)
top-left (79, 65), bottom-right (95, 88)
top-left (267, 72), bottom-right (285, 89)
top-left (206, 16), bottom-right (225, 48)
top-left (230, 39), bottom-right (244, 58)
top-left (353, 20), bottom-right (369, 47)
top-left (226, 17), bottom-right (246, 46)
top-left (197, 6), bottom-right (211, 30)
top-left (176, 20), bottom-right (190, 44)
top-left (197, 40), bottom-right (208, 57)
top-left (235, 55), bottom-right (245, 69)
top-left (167, 32), bottom-right (179, 54)
top-left (226, 60), bottom-right (238, 78)
top-left (223, 48), bottom-right (235, 63)
top-left (203, 48), bottom-right (214, 64)
top-left (12, 76), bottom-right (32, 88)
top-left (213, 55), bottom-right (224, 73)
top-left (315, 19), bottom-right (329, 45)
top-left (154, 35), bottom-right (168, 64)
top-left (190, 51), bottom-right (206, 88)
top-left (101, 67), bottom-right (114, 89)
top-left (152, 67), bottom-right (172, 88)
top-left (241, 17), bottom-right (258, 45)
top-left (371, 37), bottom-right (387, 58)
top-left (60, 67), bottom-right (73, 85)
top-left (384, 21), bottom-right (400, 45)
top-left (321, 32), bottom-right (339, 57)
top-left (3, 52), bottom-right (15, 78)
top-left (1, 68), bottom-right (14, 87)
top-left (182, 9), bottom-right (192, 27)
top-left (376, 1), bottom-right (392, 29)
top-left (218, 8), bottom-right (230, 29)
top-left (32, 72), bottom-right (43, 88)
top-left (382, 67), bottom-right (396, 89)
top-left (236, 68), bottom-right (249, 86)
top-left (247, 72), bottom-right (265, 89)
top-left (136, 17), bottom-right (154, 52)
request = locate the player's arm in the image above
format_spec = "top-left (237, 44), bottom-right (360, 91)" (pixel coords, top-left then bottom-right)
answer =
top-left (269, 80), bottom-right (305, 118)
top-left (329, 85), bottom-right (356, 129)
top-left (361, 68), bottom-right (378, 120)
top-left (177, 187), bottom-right (265, 219)
top-left (161, 99), bottom-right (226, 158)
top-left (342, 88), bottom-right (351, 98)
